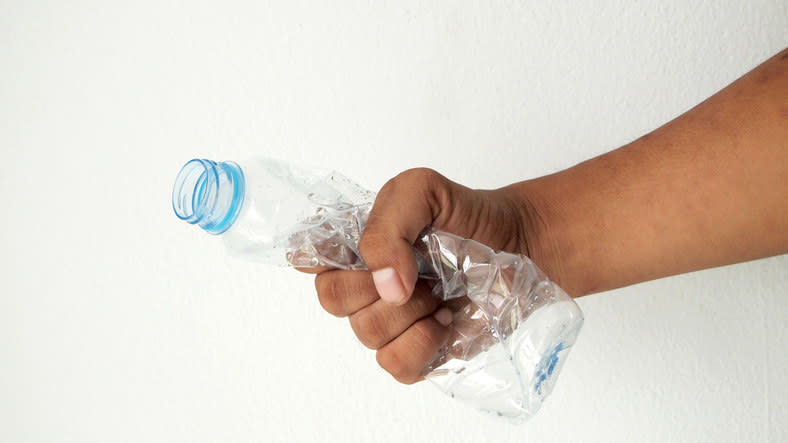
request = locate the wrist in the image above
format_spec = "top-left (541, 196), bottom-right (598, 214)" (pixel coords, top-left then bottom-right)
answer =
top-left (502, 172), bottom-right (595, 298)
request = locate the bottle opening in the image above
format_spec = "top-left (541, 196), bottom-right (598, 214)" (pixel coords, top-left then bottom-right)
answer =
top-left (172, 159), bottom-right (245, 234)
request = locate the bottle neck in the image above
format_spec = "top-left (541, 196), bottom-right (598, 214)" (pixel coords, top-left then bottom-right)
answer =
top-left (172, 159), bottom-right (245, 234)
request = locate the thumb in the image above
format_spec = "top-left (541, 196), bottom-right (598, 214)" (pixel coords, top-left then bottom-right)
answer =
top-left (359, 168), bottom-right (456, 305)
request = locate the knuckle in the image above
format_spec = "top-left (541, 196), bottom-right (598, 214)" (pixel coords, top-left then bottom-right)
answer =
top-left (356, 230), bottom-right (388, 259)
top-left (314, 274), bottom-right (343, 316)
top-left (387, 168), bottom-right (443, 192)
top-left (403, 167), bottom-right (442, 184)
top-left (350, 310), bottom-right (388, 350)
top-left (410, 320), bottom-right (441, 349)
top-left (408, 289), bottom-right (440, 315)
top-left (386, 168), bottom-right (452, 221)
top-left (376, 348), bottom-right (419, 385)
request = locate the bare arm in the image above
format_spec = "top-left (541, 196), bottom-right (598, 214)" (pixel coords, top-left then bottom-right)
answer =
top-left (517, 48), bottom-right (788, 296)
top-left (312, 49), bottom-right (787, 384)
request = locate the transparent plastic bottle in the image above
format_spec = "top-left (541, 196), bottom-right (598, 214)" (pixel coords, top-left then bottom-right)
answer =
top-left (172, 157), bottom-right (584, 423)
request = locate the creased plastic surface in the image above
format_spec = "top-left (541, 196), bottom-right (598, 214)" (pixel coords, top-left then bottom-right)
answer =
top-left (221, 160), bottom-right (584, 423)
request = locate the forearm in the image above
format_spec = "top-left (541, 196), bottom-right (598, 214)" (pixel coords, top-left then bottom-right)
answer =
top-left (515, 49), bottom-right (787, 296)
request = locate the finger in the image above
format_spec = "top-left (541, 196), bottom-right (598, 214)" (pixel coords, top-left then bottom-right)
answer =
top-left (360, 168), bottom-right (457, 306)
top-left (348, 281), bottom-right (440, 349)
top-left (314, 270), bottom-right (379, 317)
top-left (294, 265), bottom-right (334, 274)
top-left (375, 311), bottom-right (453, 384)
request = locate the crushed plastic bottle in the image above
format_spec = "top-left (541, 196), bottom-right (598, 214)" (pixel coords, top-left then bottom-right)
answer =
top-left (172, 157), bottom-right (584, 423)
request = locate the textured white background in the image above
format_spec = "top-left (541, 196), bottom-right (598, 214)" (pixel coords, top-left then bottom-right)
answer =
top-left (1, 1), bottom-right (786, 442)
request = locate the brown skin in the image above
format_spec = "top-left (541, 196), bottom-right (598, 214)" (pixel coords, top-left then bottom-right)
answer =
top-left (310, 48), bottom-right (788, 384)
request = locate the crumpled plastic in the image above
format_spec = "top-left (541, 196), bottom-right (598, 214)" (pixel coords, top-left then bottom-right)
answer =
top-left (280, 169), bottom-right (584, 423)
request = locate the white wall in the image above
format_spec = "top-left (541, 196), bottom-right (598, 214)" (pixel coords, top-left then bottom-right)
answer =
top-left (1, 1), bottom-right (785, 442)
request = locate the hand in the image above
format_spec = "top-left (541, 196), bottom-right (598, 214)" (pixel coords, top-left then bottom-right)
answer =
top-left (305, 49), bottom-right (788, 385)
top-left (312, 168), bottom-right (544, 383)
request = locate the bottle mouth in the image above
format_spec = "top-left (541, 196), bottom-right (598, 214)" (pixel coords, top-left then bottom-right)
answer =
top-left (172, 159), bottom-right (245, 234)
